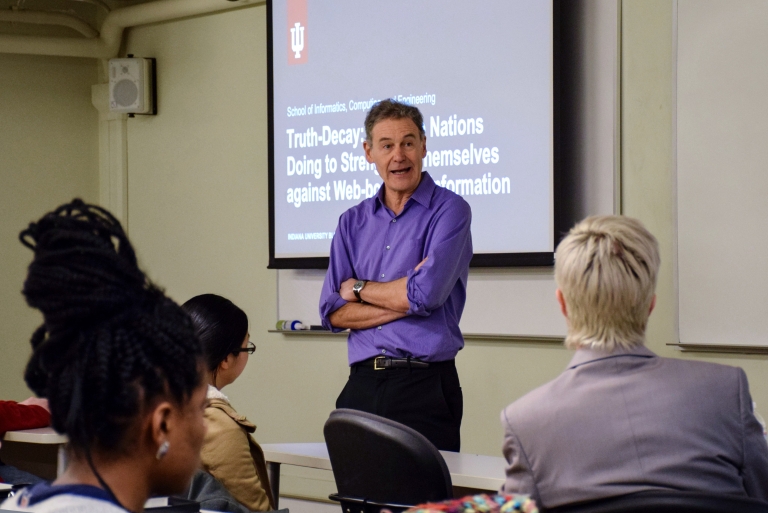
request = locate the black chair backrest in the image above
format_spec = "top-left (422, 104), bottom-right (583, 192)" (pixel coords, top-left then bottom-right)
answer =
top-left (324, 409), bottom-right (453, 509)
top-left (545, 490), bottom-right (768, 513)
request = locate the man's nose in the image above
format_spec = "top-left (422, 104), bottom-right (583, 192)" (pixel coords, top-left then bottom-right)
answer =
top-left (393, 146), bottom-right (405, 160)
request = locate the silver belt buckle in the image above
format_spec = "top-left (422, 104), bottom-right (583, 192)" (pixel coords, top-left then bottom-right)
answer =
top-left (374, 356), bottom-right (387, 370)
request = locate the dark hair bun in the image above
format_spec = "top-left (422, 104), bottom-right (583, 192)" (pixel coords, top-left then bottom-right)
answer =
top-left (19, 199), bottom-right (202, 452)
top-left (20, 199), bottom-right (146, 337)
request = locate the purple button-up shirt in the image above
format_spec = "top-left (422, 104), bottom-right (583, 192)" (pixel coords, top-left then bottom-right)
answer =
top-left (319, 172), bottom-right (473, 365)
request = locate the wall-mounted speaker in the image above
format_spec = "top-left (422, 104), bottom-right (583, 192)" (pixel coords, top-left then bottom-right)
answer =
top-left (109, 57), bottom-right (156, 115)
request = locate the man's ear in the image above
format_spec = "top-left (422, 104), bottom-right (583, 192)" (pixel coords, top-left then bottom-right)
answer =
top-left (556, 289), bottom-right (568, 318)
top-left (421, 136), bottom-right (427, 157)
top-left (649, 294), bottom-right (657, 315)
top-left (363, 140), bottom-right (373, 163)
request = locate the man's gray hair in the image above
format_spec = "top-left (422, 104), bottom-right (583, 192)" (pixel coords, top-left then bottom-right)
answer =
top-left (364, 99), bottom-right (425, 143)
top-left (555, 215), bottom-right (660, 351)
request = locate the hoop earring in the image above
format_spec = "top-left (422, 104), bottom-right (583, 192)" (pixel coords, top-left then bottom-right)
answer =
top-left (156, 440), bottom-right (170, 460)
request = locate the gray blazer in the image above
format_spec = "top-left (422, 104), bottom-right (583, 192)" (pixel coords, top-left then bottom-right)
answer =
top-left (500, 346), bottom-right (768, 509)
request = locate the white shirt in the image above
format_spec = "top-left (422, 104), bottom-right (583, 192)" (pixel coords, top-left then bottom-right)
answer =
top-left (1, 483), bottom-right (126, 513)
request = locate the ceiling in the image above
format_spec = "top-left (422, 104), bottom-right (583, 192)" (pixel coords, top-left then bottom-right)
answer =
top-left (0, 0), bottom-right (158, 38)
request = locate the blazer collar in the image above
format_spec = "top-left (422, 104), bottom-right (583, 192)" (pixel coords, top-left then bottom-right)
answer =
top-left (207, 397), bottom-right (257, 433)
top-left (568, 344), bottom-right (657, 370)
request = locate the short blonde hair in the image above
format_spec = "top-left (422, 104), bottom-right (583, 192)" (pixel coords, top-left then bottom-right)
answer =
top-left (555, 215), bottom-right (660, 351)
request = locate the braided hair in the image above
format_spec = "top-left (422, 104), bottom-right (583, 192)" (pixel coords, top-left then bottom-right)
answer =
top-left (182, 294), bottom-right (248, 377)
top-left (19, 199), bottom-right (202, 454)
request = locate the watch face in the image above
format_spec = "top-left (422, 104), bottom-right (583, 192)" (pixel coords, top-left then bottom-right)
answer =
top-left (354, 280), bottom-right (364, 291)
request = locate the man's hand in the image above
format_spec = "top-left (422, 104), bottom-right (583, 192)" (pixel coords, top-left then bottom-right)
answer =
top-left (340, 278), bottom-right (359, 302)
top-left (20, 397), bottom-right (49, 412)
top-left (329, 302), bottom-right (407, 330)
top-left (338, 257), bottom-right (429, 306)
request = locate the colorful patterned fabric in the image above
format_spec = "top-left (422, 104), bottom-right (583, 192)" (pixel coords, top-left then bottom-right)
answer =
top-left (406, 493), bottom-right (538, 513)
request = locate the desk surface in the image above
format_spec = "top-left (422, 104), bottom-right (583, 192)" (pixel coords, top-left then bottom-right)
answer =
top-left (3, 427), bottom-right (68, 444)
top-left (2, 434), bottom-right (506, 490)
top-left (261, 443), bottom-right (506, 491)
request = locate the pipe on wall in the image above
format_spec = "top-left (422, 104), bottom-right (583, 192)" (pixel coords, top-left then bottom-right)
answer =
top-left (0, 0), bottom-right (263, 58)
top-left (0, 10), bottom-right (99, 38)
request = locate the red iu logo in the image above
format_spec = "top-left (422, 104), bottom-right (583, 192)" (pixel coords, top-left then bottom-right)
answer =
top-left (287, 0), bottom-right (308, 65)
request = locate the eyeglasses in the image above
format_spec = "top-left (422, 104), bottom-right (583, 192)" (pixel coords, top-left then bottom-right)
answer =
top-left (233, 341), bottom-right (256, 355)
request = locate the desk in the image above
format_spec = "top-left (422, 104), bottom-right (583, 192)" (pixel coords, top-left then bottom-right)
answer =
top-left (4, 427), bottom-right (67, 445)
top-left (2, 427), bottom-right (68, 478)
top-left (261, 443), bottom-right (506, 509)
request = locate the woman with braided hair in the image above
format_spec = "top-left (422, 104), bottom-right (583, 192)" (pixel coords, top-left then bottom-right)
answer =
top-left (2, 199), bottom-right (208, 513)
top-left (182, 294), bottom-right (274, 511)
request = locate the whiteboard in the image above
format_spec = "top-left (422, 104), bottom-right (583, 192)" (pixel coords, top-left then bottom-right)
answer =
top-left (278, 267), bottom-right (566, 336)
top-left (677, 0), bottom-right (768, 347)
top-left (277, 0), bottom-right (620, 337)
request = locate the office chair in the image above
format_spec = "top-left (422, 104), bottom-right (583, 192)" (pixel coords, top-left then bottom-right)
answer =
top-left (324, 409), bottom-right (453, 513)
top-left (545, 489), bottom-right (768, 513)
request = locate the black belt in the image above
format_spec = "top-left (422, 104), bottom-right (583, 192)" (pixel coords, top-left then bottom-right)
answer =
top-left (355, 356), bottom-right (430, 370)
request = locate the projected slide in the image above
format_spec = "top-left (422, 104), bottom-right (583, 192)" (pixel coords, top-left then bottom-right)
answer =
top-left (271, 0), bottom-right (553, 262)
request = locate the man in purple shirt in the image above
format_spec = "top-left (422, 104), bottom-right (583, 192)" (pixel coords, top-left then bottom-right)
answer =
top-left (319, 100), bottom-right (472, 451)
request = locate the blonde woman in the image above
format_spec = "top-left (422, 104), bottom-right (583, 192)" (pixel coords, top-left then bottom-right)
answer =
top-left (500, 215), bottom-right (768, 509)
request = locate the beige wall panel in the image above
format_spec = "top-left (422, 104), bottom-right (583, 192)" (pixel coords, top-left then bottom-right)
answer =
top-left (123, 6), bottom-right (352, 450)
top-left (0, 54), bottom-right (98, 400)
top-left (121, 6), bottom-right (575, 476)
top-left (677, 0), bottom-right (768, 347)
top-left (621, 0), bottom-right (768, 407)
top-left (2, 2), bottom-right (764, 500)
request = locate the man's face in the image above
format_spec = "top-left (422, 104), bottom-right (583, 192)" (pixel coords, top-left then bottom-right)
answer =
top-left (364, 117), bottom-right (427, 197)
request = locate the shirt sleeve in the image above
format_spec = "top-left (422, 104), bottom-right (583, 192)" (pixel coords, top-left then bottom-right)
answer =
top-left (737, 369), bottom-right (768, 501)
top-left (406, 198), bottom-right (472, 316)
top-left (0, 400), bottom-right (51, 434)
top-left (319, 215), bottom-right (353, 331)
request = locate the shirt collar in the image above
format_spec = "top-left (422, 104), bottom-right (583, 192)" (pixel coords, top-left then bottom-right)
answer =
top-left (373, 171), bottom-right (436, 214)
top-left (567, 344), bottom-right (657, 370)
top-left (207, 384), bottom-right (229, 402)
top-left (19, 482), bottom-right (123, 509)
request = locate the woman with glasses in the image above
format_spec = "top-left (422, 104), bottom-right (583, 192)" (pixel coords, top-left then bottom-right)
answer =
top-left (182, 295), bottom-right (274, 512)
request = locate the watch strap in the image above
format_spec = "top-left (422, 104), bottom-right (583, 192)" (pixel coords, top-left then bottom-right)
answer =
top-left (353, 280), bottom-right (366, 301)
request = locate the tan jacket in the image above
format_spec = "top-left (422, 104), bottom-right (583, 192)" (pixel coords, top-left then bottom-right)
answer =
top-left (201, 397), bottom-right (275, 512)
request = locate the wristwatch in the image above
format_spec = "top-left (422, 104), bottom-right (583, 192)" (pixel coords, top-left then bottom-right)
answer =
top-left (352, 280), bottom-right (367, 301)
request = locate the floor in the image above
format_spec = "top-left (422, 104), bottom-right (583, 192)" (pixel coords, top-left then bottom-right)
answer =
top-left (279, 497), bottom-right (341, 513)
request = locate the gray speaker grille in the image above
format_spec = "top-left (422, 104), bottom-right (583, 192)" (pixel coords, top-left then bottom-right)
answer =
top-left (114, 79), bottom-right (139, 107)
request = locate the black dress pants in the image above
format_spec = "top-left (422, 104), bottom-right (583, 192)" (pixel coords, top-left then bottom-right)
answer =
top-left (335, 359), bottom-right (463, 452)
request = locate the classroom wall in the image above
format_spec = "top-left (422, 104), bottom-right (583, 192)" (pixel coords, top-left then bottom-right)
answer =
top-left (620, 0), bottom-right (768, 401)
top-left (118, 6), bottom-right (575, 497)
top-left (4, 0), bottom-right (764, 434)
top-left (2, 0), bottom-right (767, 500)
top-left (121, 3), bottom-right (575, 456)
top-left (120, 0), bottom-right (768, 466)
top-left (0, 54), bottom-right (99, 400)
